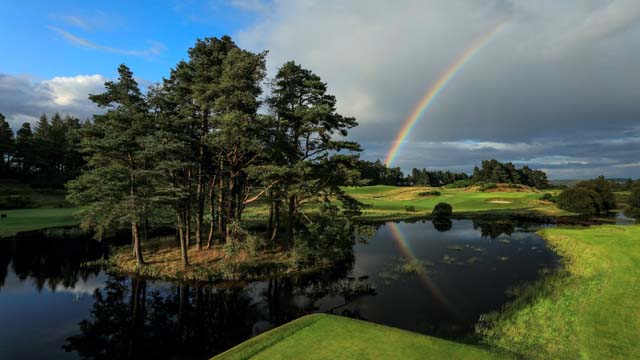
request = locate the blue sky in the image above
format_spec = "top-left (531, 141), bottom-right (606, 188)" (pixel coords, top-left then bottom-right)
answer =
top-left (0, 0), bottom-right (261, 81)
top-left (1, 1), bottom-right (639, 179)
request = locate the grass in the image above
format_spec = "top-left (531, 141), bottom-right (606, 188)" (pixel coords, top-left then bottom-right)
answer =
top-left (478, 225), bottom-right (640, 359)
top-left (342, 185), bottom-right (567, 220)
top-left (0, 207), bottom-right (80, 237)
top-left (213, 314), bottom-right (504, 360)
top-left (109, 236), bottom-right (335, 282)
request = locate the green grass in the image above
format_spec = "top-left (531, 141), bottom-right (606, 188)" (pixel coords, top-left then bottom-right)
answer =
top-left (343, 185), bottom-right (566, 220)
top-left (0, 207), bottom-right (80, 237)
top-left (478, 225), bottom-right (640, 359)
top-left (0, 183), bottom-right (69, 208)
top-left (213, 314), bottom-right (504, 360)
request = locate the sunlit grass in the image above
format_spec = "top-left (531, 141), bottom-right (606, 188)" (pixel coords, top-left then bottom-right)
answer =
top-left (214, 314), bottom-right (504, 360)
top-left (478, 225), bottom-right (640, 359)
top-left (0, 207), bottom-right (80, 237)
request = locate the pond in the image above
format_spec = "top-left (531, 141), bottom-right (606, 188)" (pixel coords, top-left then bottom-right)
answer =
top-left (0, 219), bottom-right (558, 359)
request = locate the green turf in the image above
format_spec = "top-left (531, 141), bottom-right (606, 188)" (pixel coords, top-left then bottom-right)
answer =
top-left (213, 314), bottom-right (505, 360)
top-left (479, 225), bottom-right (640, 359)
top-left (343, 185), bottom-right (566, 219)
top-left (0, 207), bottom-right (80, 237)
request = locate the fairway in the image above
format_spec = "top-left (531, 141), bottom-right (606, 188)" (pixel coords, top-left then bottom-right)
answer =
top-left (213, 314), bottom-right (504, 360)
top-left (344, 185), bottom-right (565, 219)
top-left (0, 208), bottom-right (80, 237)
top-left (480, 225), bottom-right (640, 359)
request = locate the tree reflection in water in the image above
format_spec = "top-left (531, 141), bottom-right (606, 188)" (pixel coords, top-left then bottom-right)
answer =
top-left (62, 254), bottom-right (373, 359)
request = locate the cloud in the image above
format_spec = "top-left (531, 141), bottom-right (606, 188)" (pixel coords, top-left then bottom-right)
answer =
top-left (230, 0), bottom-right (270, 13)
top-left (236, 0), bottom-right (640, 178)
top-left (48, 26), bottom-right (166, 58)
top-left (50, 11), bottom-right (126, 32)
top-left (0, 73), bottom-right (106, 128)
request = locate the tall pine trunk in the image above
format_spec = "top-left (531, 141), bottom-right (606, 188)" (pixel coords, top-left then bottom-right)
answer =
top-left (177, 213), bottom-right (189, 267)
top-left (286, 195), bottom-right (296, 249)
top-left (226, 174), bottom-right (235, 241)
top-left (131, 221), bottom-right (145, 265)
top-left (207, 177), bottom-right (216, 248)
top-left (217, 174), bottom-right (225, 238)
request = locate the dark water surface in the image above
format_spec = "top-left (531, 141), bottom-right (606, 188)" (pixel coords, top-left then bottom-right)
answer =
top-left (0, 219), bottom-right (558, 359)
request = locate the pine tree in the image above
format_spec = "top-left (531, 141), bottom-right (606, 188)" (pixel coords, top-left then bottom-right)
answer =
top-left (14, 122), bottom-right (34, 176)
top-left (67, 64), bottom-right (155, 266)
top-left (0, 113), bottom-right (14, 177)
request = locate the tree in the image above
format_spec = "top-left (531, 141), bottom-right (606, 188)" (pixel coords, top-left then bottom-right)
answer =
top-left (67, 64), bottom-right (155, 266)
top-left (0, 113), bottom-right (14, 177)
top-left (626, 182), bottom-right (640, 218)
top-left (14, 122), bottom-right (34, 176)
top-left (556, 187), bottom-right (599, 215)
top-left (574, 177), bottom-right (616, 213)
top-left (265, 61), bottom-right (362, 248)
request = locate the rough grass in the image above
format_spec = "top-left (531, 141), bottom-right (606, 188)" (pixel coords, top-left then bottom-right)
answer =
top-left (213, 314), bottom-right (505, 360)
top-left (342, 185), bottom-right (567, 219)
top-left (110, 237), bottom-right (331, 282)
top-left (478, 225), bottom-right (640, 359)
top-left (0, 207), bottom-right (80, 237)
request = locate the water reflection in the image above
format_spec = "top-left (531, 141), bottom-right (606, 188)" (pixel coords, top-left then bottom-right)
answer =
top-left (0, 219), bottom-right (558, 359)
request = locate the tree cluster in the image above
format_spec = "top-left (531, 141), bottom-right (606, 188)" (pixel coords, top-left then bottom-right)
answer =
top-left (67, 36), bottom-right (362, 267)
top-left (409, 168), bottom-right (468, 186)
top-left (471, 159), bottom-right (549, 188)
top-left (355, 159), bottom-right (404, 185)
top-left (0, 112), bottom-right (85, 185)
top-left (556, 177), bottom-right (616, 215)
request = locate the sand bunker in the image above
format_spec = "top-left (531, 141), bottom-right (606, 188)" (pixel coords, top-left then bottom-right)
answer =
top-left (488, 200), bottom-right (512, 204)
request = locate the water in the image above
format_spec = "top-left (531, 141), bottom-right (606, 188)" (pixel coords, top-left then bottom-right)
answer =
top-left (0, 219), bottom-right (558, 359)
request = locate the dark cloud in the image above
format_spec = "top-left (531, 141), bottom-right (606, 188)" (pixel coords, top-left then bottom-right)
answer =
top-left (238, 0), bottom-right (640, 178)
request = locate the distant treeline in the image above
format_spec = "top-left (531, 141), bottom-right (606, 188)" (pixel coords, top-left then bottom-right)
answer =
top-left (0, 112), bottom-right (85, 186)
top-left (470, 159), bottom-right (549, 188)
top-left (356, 158), bottom-right (548, 188)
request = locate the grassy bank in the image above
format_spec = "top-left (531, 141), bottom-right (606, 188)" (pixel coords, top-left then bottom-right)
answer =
top-left (0, 207), bottom-right (80, 237)
top-left (478, 225), bottom-right (640, 359)
top-left (213, 314), bottom-right (504, 360)
top-left (343, 185), bottom-right (566, 220)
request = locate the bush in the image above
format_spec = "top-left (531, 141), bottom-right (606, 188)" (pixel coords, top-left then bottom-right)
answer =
top-left (432, 202), bottom-right (452, 218)
top-left (479, 182), bottom-right (497, 192)
top-left (539, 193), bottom-right (556, 202)
top-left (0, 195), bottom-right (31, 210)
top-left (417, 190), bottom-right (441, 197)
top-left (445, 179), bottom-right (473, 188)
top-left (556, 188), bottom-right (599, 215)
top-left (404, 205), bottom-right (416, 212)
top-left (574, 177), bottom-right (616, 213)
top-left (629, 186), bottom-right (640, 218)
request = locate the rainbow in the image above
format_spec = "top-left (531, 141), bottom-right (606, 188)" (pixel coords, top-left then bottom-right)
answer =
top-left (385, 22), bottom-right (507, 166)
top-left (388, 222), bottom-right (460, 317)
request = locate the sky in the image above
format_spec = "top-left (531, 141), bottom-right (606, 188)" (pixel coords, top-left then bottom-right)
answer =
top-left (1, 0), bottom-right (639, 179)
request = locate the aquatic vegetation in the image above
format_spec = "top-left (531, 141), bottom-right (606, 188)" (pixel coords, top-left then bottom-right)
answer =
top-left (442, 255), bottom-right (456, 264)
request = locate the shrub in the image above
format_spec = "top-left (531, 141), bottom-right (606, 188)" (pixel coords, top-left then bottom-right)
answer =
top-left (479, 182), bottom-right (497, 192)
top-left (432, 202), bottom-right (452, 218)
top-left (629, 185), bottom-right (640, 218)
top-left (539, 193), bottom-right (556, 202)
top-left (404, 205), bottom-right (416, 212)
top-left (556, 188), bottom-right (599, 215)
top-left (574, 177), bottom-right (616, 213)
top-left (445, 179), bottom-right (473, 188)
top-left (418, 190), bottom-right (441, 197)
top-left (0, 195), bottom-right (31, 210)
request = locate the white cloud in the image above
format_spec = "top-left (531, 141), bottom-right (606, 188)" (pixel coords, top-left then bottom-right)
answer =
top-left (0, 74), bottom-right (106, 128)
top-left (43, 75), bottom-right (107, 106)
top-left (48, 26), bottom-right (166, 58)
